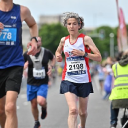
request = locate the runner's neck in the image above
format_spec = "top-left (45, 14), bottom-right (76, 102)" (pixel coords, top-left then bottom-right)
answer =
top-left (0, 1), bottom-right (13, 12)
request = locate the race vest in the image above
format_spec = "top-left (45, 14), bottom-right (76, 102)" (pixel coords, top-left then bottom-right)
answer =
top-left (0, 4), bottom-right (24, 68)
top-left (30, 47), bottom-right (45, 79)
top-left (109, 63), bottom-right (128, 100)
top-left (62, 33), bottom-right (91, 83)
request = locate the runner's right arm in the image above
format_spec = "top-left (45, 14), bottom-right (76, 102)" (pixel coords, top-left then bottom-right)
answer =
top-left (55, 37), bottom-right (65, 62)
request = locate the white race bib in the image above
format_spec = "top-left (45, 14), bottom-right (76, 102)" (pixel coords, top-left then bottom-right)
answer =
top-left (33, 68), bottom-right (45, 79)
top-left (67, 56), bottom-right (86, 75)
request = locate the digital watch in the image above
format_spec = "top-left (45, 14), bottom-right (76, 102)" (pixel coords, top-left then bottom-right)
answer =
top-left (83, 52), bottom-right (88, 57)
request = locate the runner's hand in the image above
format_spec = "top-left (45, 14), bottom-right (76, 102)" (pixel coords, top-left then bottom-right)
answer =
top-left (71, 49), bottom-right (84, 56)
top-left (27, 40), bottom-right (37, 56)
top-left (56, 54), bottom-right (62, 62)
top-left (24, 61), bottom-right (29, 69)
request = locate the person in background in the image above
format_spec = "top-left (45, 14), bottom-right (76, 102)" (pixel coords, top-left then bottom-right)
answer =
top-left (101, 57), bottom-right (114, 100)
top-left (0, 0), bottom-right (38, 128)
top-left (109, 51), bottom-right (128, 128)
top-left (103, 68), bottom-right (113, 100)
top-left (97, 63), bottom-right (105, 95)
top-left (55, 12), bottom-right (102, 128)
top-left (23, 37), bottom-right (56, 128)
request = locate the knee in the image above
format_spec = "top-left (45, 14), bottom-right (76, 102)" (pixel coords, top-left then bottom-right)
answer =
top-left (5, 103), bottom-right (16, 114)
top-left (37, 99), bottom-right (46, 107)
top-left (69, 108), bottom-right (78, 116)
top-left (79, 110), bottom-right (88, 117)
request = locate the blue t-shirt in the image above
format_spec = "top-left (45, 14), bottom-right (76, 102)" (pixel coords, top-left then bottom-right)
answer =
top-left (0, 4), bottom-right (24, 69)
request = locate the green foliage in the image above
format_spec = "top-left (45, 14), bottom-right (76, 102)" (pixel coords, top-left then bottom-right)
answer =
top-left (91, 26), bottom-right (117, 58)
top-left (39, 23), bottom-right (68, 54)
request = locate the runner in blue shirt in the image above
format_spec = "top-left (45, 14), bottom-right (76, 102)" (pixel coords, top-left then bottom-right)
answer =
top-left (0, 0), bottom-right (38, 128)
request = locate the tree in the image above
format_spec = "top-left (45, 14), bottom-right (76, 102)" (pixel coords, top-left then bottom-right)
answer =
top-left (39, 23), bottom-right (68, 54)
top-left (91, 26), bottom-right (116, 58)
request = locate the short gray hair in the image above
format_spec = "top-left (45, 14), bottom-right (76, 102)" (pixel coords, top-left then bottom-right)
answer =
top-left (62, 12), bottom-right (84, 30)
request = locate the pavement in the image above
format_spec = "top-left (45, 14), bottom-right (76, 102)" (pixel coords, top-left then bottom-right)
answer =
top-left (15, 75), bottom-right (124, 128)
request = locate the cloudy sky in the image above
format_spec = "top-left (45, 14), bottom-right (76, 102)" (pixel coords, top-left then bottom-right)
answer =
top-left (14, 0), bottom-right (128, 28)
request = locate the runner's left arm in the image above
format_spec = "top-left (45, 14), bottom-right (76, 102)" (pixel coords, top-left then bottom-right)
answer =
top-left (83, 36), bottom-right (102, 62)
top-left (20, 5), bottom-right (38, 56)
top-left (47, 52), bottom-right (56, 76)
top-left (23, 52), bottom-right (29, 70)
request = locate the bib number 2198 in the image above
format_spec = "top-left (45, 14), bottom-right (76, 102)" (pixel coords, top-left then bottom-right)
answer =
top-left (69, 63), bottom-right (84, 70)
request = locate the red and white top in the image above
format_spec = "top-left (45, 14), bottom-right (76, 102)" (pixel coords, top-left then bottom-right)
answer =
top-left (62, 33), bottom-right (91, 83)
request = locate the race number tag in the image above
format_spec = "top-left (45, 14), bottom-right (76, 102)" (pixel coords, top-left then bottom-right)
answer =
top-left (33, 68), bottom-right (46, 79)
top-left (0, 28), bottom-right (17, 45)
top-left (67, 56), bottom-right (86, 75)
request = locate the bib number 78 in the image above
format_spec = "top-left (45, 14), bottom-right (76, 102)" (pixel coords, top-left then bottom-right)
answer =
top-left (0, 28), bottom-right (16, 42)
top-left (0, 32), bottom-right (12, 40)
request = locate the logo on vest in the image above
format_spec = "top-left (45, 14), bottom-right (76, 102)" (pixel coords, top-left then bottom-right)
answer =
top-left (11, 16), bottom-right (16, 19)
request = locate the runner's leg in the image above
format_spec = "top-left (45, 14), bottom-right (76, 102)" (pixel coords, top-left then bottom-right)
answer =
top-left (65, 92), bottom-right (78, 128)
top-left (37, 95), bottom-right (47, 107)
top-left (0, 96), bottom-right (6, 128)
top-left (5, 91), bottom-right (18, 128)
top-left (78, 96), bottom-right (89, 128)
top-left (31, 98), bottom-right (39, 121)
top-left (37, 96), bottom-right (47, 119)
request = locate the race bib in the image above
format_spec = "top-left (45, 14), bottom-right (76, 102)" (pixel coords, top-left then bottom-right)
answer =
top-left (67, 56), bottom-right (86, 75)
top-left (0, 28), bottom-right (17, 45)
top-left (33, 68), bottom-right (46, 79)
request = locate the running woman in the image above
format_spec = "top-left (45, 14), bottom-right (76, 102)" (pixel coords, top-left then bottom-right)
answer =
top-left (55, 12), bottom-right (102, 128)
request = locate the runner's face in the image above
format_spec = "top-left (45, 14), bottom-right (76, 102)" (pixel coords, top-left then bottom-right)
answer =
top-left (66, 18), bottom-right (80, 35)
top-left (37, 37), bottom-right (42, 49)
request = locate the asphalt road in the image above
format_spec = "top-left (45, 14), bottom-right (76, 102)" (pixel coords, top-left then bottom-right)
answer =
top-left (16, 75), bottom-right (124, 128)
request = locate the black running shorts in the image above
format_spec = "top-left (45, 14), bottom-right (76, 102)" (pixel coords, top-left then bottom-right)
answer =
top-left (0, 66), bottom-right (23, 98)
top-left (60, 80), bottom-right (94, 98)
